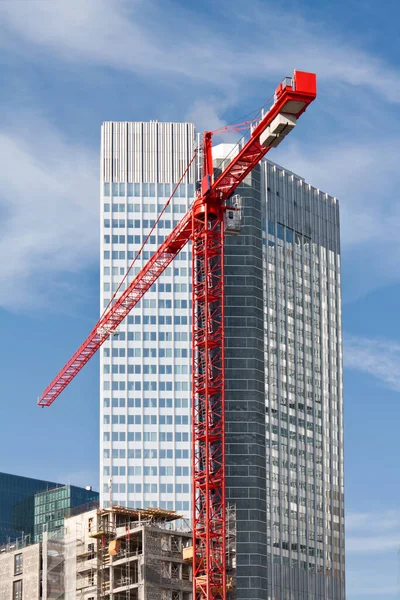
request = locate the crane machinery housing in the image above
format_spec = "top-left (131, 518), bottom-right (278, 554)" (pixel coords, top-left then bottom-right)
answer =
top-left (38, 70), bottom-right (317, 600)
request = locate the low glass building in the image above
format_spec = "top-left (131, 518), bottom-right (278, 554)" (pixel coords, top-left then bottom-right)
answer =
top-left (0, 472), bottom-right (61, 544)
top-left (33, 485), bottom-right (99, 542)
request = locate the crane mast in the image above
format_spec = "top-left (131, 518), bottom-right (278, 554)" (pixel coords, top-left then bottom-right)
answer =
top-left (38, 71), bottom-right (316, 600)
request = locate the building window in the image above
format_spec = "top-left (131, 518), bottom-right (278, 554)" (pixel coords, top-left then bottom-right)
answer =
top-left (88, 517), bottom-right (93, 533)
top-left (14, 553), bottom-right (22, 576)
top-left (88, 572), bottom-right (95, 586)
top-left (88, 543), bottom-right (95, 560)
top-left (13, 580), bottom-right (22, 600)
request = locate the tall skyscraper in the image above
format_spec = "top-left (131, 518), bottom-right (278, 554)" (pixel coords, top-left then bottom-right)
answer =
top-left (263, 160), bottom-right (344, 600)
top-left (100, 126), bottom-right (345, 599)
top-left (100, 122), bottom-right (195, 515)
top-left (218, 144), bottom-right (344, 599)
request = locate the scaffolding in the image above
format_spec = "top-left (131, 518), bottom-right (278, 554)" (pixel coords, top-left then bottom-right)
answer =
top-left (76, 520), bottom-right (98, 599)
top-left (42, 529), bottom-right (65, 600)
top-left (83, 506), bottom-right (192, 600)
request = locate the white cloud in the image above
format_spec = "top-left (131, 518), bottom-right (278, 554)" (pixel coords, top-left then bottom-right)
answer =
top-left (347, 535), bottom-right (400, 553)
top-left (346, 510), bottom-right (400, 555)
top-left (344, 335), bottom-right (400, 392)
top-left (0, 0), bottom-right (399, 102)
top-left (344, 511), bottom-right (400, 597)
top-left (0, 0), bottom-right (400, 309)
top-left (347, 510), bottom-right (400, 533)
top-left (186, 100), bottom-right (228, 139)
top-left (0, 112), bottom-right (98, 310)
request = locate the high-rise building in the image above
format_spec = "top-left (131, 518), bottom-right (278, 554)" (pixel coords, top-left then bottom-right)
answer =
top-left (263, 160), bottom-right (344, 600)
top-left (100, 122), bottom-right (195, 515)
top-left (100, 126), bottom-right (345, 600)
top-left (218, 144), bottom-right (344, 599)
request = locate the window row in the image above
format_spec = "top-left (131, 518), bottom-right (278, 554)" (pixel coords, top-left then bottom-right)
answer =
top-left (123, 363), bottom-right (187, 375)
top-left (103, 431), bottom-right (190, 442)
top-left (103, 414), bottom-right (189, 425)
top-left (103, 250), bottom-right (188, 261)
top-left (102, 481), bottom-right (190, 494)
top-left (267, 220), bottom-right (312, 248)
top-left (104, 234), bottom-right (165, 245)
top-left (103, 380), bottom-right (189, 391)
top-left (104, 364), bottom-right (189, 375)
top-left (103, 182), bottom-right (194, 198)
top-left (104, 218), bottom-right (175, 229)
top-left (103, 464), bottom-right (190, 476)
top-left (268, 417), bottom-right (323, 434)
top-left (126, 310), bottom-right (190, 322)
top-left (103, 283), bottom-right (190, 296)
top-left (105, 203), bottom-right (187, 214)
top-left (103, 397), bottom-right (189, 408)
top-left (103, 347), bottom-right (189, 358)
top-left (104, 268), bottom-right (189, 283)
top-left (101, 331), bottom-right (189, 344)
top-left (103, 448), bottom-right (189, 460)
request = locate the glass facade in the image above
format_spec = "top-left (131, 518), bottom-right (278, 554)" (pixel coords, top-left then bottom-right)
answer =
top-left (223, 162), bottom-right (269, 598)
top-left (216, 145), bottom-right (345, 599)
top-left (0, 472), bottom-right (60, 544)
top-left (262, 161), bottom-right (344, 600)
top-left (33, 485), bottom-right (99, 542)
top-left (100, 122), bottom-right (195, 515)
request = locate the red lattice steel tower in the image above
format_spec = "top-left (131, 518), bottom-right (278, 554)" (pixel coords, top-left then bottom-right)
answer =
top-left (191, 131), bottom-right (226, 598)
top-left (37, 71), bottom-right (317, 600)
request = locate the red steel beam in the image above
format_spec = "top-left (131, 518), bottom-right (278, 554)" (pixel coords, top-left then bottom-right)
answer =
top-left (38, 212), bottom-right (192, 406)
top-left (38, 70), bottom-right (316, 409)
top-left (192, 196), bottom-right (226, 598)
top-left (211, 71), bottom-right (316, 201)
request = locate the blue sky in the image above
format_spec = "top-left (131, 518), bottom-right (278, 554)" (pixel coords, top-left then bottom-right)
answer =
top-left (0, 0), bottom-right (399, 597)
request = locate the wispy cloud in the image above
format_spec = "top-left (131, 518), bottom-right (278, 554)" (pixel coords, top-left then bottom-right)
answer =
top-left (347, 536), bottom-right (400, 554)
top-left (347, 510), bottom-right (400, 532)
top-left (346, 509), bottom-right (400, 554)
top-left (344, 335), bottom-right (400, 392)
top-left (0, 0), bottom-right (400, 309)
top-left (345, 510), bottom-right (400, 597)
top-left (0, 111), bottom-right (98, 310)
top-left (0, 0), bottom-right (399, 101)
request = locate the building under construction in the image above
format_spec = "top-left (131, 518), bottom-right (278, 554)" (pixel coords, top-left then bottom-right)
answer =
top-left (68, 505), bottom-right (193, 599)
top-left (0, 504), bottom-right (236, 599)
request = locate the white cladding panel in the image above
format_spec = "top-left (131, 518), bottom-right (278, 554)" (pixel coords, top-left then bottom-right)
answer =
top-left (101, 121), bottom-right (195, 183)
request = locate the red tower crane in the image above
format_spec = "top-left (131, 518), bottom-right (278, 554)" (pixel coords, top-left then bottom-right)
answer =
top-left (38, 71), bottom-right (316, 599)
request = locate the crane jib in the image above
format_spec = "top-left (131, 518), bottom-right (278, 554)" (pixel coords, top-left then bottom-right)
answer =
top-left (38, 70), bottom-right (316, 409)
